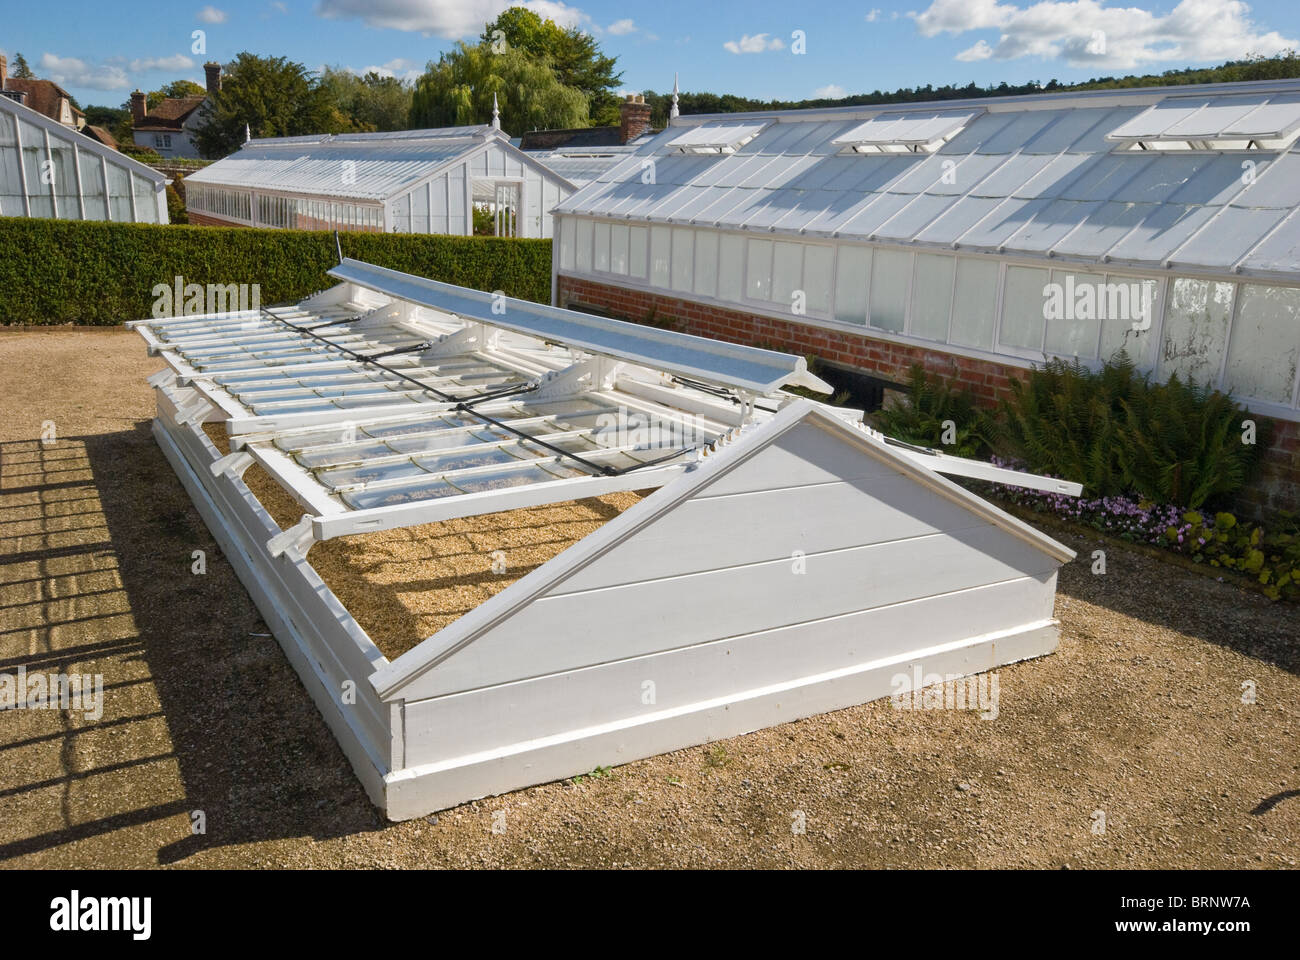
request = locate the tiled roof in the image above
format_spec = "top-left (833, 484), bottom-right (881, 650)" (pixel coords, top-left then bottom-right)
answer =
top-left (135, 96), bottom-right (206, 131)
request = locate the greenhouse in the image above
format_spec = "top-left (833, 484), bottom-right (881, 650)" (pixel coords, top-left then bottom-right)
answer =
top-left (185, 123), bottom-right (577, 238)
top-left (130, 258), bottom-right (1078, 819)
top-left (0, 87), bottom-right (168, 223)
top-left (552, 78), bottom-right (1300, 427)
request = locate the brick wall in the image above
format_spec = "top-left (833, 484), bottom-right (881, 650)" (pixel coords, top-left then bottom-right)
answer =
top-left (558, 273), bottom-right (1300, 517)
top-left (186, 211), bottom-right (239, 227)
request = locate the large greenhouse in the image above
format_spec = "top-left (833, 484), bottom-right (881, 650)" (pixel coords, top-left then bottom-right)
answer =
top-left (551, 78), bottom-right (1300, 514)
top-left (185, 123), bottom-right (577, 238)
top-left (0, 88), bottom-right (168, 223)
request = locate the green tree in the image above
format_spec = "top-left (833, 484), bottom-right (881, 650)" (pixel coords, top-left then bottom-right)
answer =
top-left (409, 43), bottom-right (587, 136)
top-left (194, 52), bottom-right (339, 158)
top-left (11, 53), bottom-right (34, 78)
top-left (480, 7), bottom-right (622, 124)
top-left (320, 66), bottom-right (414, 132)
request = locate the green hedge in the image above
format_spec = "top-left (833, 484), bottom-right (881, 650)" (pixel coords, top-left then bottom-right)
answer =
top-left (0, 217), bottom-right (553, 325)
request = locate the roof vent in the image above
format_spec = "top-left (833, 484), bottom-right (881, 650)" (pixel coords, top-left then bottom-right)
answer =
top-left (1107, 93), bottom-right (1300, 152)
top-left (832, 109), bottom-right (981, 154)
top-left (666, 120), bottom-right (771, 154)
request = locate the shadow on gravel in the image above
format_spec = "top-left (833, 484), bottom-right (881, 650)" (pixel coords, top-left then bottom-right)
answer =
top-left (0, 425), bottom-right (385, 865)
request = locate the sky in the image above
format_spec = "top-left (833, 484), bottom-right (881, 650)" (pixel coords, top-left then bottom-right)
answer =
top-left (5, 0), bottom-right (1300, 110)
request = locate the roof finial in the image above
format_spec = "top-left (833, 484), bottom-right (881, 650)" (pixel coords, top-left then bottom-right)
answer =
top-left (244, 122), bottom-right (251, 143)
top-left (670, 73), bottom-right (680, 121)
top-left (491, 92), bottom-right (501, 130)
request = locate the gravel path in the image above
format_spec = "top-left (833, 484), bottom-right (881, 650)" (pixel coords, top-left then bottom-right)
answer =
top-left (1, 329), bottom-right (1296, 869)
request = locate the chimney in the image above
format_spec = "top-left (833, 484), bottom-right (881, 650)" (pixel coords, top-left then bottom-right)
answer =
top-left (204, 61), bottom-right (221, 95)
top-left (0, 55), bottom-right (7, 92)
top-left (130, 89), bottom-right (147, 123)
top-left (619, 93), bottom-right (651, 145)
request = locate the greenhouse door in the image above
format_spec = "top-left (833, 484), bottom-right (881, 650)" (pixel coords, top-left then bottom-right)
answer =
top-left (493, 182), bottom-right (519, 237)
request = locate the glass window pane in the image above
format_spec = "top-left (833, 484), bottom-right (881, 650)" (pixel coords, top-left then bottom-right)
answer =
top-left (18, 119), bottom-right (52, 217)
top-left (718, 234), bottom-right (744, 301)
top-left (49, 137), bottom-right (79, 219)
top-left (1000, 265), bottom-right (1049, 351)
top-left (628, 225), bottom-right (648, 279)
top-left (610, 222), bottom-right (629, 275)
top-left (105, 161), bottom-right (132, 221)
top-left (1224, 284), bottom-right (1300, 404)
top-left (950, 258), bottom-right (999, 349)
top-left (803, 244), bottom-right (833, 315)
top-left (559, 217), bottom-right (575, 270)
top-left (910, 254), bottom-right (955, 342)
top-left (593, 220), bottom-right (611, 272)
top-left (671, 227), bottom-right (693, 292)
top-left (650, 226), bottom-right (670, 287)
top-left (393, 193), bottom-right (411, 232)
top-left (575, 218), bottom-right (593, 272)
top-left (1098, 276), bottom-right (1158, 362)
top-left (835, 245), bottom-right (870, 325)
top-left (77, 150), bottom-right (106, 220)
top-left (0, 113), bottom-right (23, 217)
top-left (1043, 270), bottom-right (1104, 358)
top-left (745, 237), bottom-right (772, 301)
top-left (132, 172), bottom-right (157, 223)
top-left (772, 241), bottom-right (803, 308)
top-left (1158, 278), bottom-right (1233, 385)
top-left (869, 249), bottom-right (910, 333)
top-left (412, 185), bottom-right (429, 232)
top-left (693, 230), bottom-right (718, 298)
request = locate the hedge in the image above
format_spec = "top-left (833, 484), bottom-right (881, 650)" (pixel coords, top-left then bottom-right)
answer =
top-left (0, 217), bottom-right (553, 325)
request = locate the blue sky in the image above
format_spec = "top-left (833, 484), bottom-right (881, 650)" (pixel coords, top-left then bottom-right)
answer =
top-left (6, 0), bottom-right (1300, 109)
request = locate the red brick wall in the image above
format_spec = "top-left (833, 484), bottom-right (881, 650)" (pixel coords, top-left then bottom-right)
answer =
top-left (558, 273), bottom-right (1300, 517)
top-left (186, 211), bottom-right (241, 227)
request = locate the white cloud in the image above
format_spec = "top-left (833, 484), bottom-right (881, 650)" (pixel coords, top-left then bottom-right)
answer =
top-left (38, 53), bottom-right (130, 90)
top-left (129, 54), bottom-right (197, 72)
top-left (271, 1), bottom-right (288, 11)
top-left (723, 33), bottom-right (786, 54)
top-left (607, 18), bottom-right (637, 35)
top-left (356, 57), bottom-right (423, 81)
top-left (316, 0), bottom-right (588, 38)
top-left (865, 8), bottom-right (882, 21)
top-left (911, 0), bottom-right (1297, 70)
top-left (197, 5), bottom-right (227, 23)
top-left (813, 83), bottom-right (847, 98)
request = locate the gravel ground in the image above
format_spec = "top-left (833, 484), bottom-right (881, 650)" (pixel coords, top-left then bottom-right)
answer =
top-left (1, 328), bottom-right (1297, 869)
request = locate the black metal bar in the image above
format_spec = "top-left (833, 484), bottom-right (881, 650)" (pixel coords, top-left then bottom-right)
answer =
top-left (334, 230), bottom-right (343, 265)
top-left (361, 342), bottom-right (433, 362)
top-left (608, 443), bottom-right (703, 475)
top-left (302, 315), bottom-right (362, 331)
top-left (456, 383), bottom-right (538, 408)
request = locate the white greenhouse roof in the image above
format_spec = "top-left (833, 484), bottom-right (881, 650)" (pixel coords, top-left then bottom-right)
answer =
top-left (186, 125), bottom-right (566, 202)
top-left (129, 260), bottom-right (1079, 548)
top-left (554, 78), bottom-right (1300, 281)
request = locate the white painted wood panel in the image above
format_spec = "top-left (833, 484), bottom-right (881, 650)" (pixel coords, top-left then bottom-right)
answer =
top-left (400, 574), bottom-right (1056, 765)
top-left (701, 420), bottom-right (903, 496)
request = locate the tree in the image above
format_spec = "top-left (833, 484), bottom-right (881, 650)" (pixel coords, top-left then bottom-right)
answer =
top-left (409, 43), bottom-right (587, 136)
top-left (11, 53), bottom-right (34, 78)
top-left (320, 66), bottom-right (414, 132)
top-left (146, 80), bottom-right (207, 111)
top-left (194, 52), bottom-right (340, 158)
top-left (480, 7), bottom-right (622, 125)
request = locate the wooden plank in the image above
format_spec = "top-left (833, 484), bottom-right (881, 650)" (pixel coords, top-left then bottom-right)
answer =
top-left (398, 575), bottom-right (1056, 764)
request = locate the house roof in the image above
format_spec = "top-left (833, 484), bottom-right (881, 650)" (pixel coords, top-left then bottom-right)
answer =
top-left (134, 95), bottom-right (206, 131)
top-left (82, 124), bottom-right (118, 149)
top-left (185, 124), bottom-right (572, 201)
top-left (554, 77), bottom-right (1300, 283)
top-left (2, 77), bottom-right (78, 124)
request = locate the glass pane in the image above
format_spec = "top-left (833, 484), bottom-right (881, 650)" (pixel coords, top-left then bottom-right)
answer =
top-left (671, 227), bottom-right (693, 292)
top-left (869, 248), bottom-right (910, 333)
top-left (1098, 277), bottom-right (1158, 363)
top-left (628, 225), bottom-right (648, 279)
top-left (1000, 265), bottom-right (1049, 350)
top-left (593, 220), bottom-right (610, 272)
top-left (693, 230), bottom-right (718, 298)
top-left (1224, 284), bottom-right (1300, 404)
top-left (950, 258), bottom-right (998, 349)
top-left (1158, 278), bottom-right (1233, 385)
top-left (132, 172), bottom-right (157, 223)
top-left (49, 137), bottom-right (79, 219)
top-left (559, 217), bottom-right (575, 270)
top-left (834, 245), bottom-right (870, 325)
top-left (411, 185), bottom-right (429, 232)
top-left (77, 149), bottom-right (106, 220)
top-left (803, 244), bottom-right (833, 314)
top-left (105, 161), bottom-right (132, 221)
top-left (772, 240), bottom-right (803, 308)
top-left (610, 222), bottom-right (629, 275)
top-left (18, 119), bottom-right (52, 217)
top-left (910, 254), bottom-right (955, 342)
top-left (0, 114), bottom-right (23, 217)
top-left (650, 225), bottom-right (670, 287)
top-left (1043, 270), bottom-right (1103, 358)
top-left (575, 218), bottom-right (593, 271)
top-left (717, 233), bottom-right (744, 301)
top-left (745, 237), bottom-right (772, 301)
